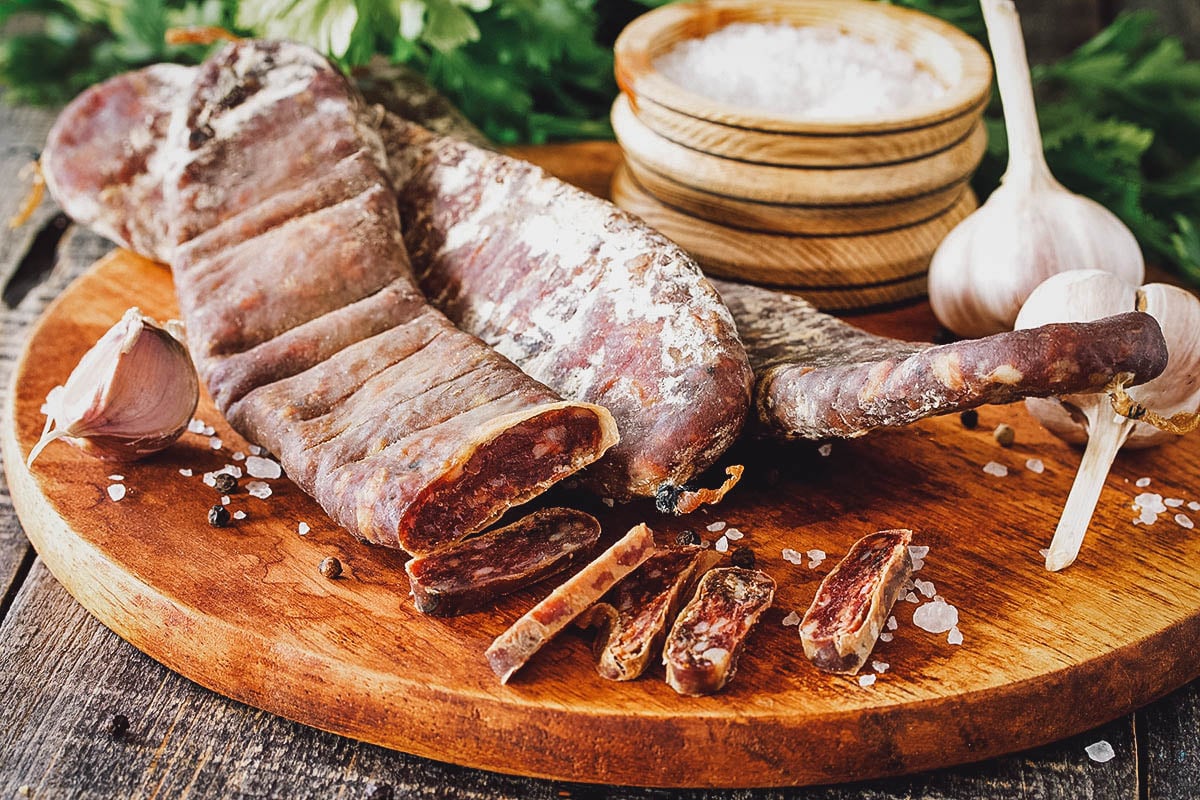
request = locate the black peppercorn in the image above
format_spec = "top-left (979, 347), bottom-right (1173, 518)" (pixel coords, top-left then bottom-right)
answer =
top-left (730, 546), bottom-right (756, 569)
top-left (675, 529), bottom-right (700, 546)
top-left (213, 473), bottom-right (238, 493)
top-left (208, 504), bottom-right (231, 527)
top-left (319, 556), bottom-right (343, 579)
top-left (109, 713), bottom-right (130, 739)
top-left (959, 409), bottom-right (979, 429)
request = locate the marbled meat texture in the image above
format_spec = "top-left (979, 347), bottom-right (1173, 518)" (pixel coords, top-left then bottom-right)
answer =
top-left (714, 280), bottom-right (1170, 440)
top-left (405, 507), bottom-right (601, 616)
top-left (47, 40), bottom-right (620, 555)
top-left (486, 523), bottom-right (657, 684)
top-left (662, 567), bottom-right (775, 696)
top-left (577, 545), bottom-right (720, 681)
top-left (383, 118), bottom-right (753, 500)
top-left (799, 529), bottom-right (913, 675)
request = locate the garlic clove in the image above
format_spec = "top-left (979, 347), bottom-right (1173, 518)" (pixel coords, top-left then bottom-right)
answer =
top-left (927, 0), bottom-right (1145, 338)
top-left (1124, 283), bottom-right (1200, 447)
top-left (28, 307), bottom-right (200, 465)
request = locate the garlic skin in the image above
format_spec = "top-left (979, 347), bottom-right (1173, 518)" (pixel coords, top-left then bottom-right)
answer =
top-left (927, 0), bottom-right (1144, 339)
top-left (28, 307), bottom-right (200, 465)
top-left (1014, 269), bottom-right (1200, 571)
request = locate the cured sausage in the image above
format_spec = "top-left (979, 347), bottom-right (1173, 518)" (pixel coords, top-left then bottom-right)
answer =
top-left (662, 567), bottom-right (775, 696)
top-left (799, 529), bottom-right (913, 674)
top-left (577, 544), bottom-right (720, 681)
top-left (45, 41), bottom-right (618, 554)
top-left (382, 117), bottom-right (753, 502)
top-left (486, 523), bottom-right (657, 684)
top-left (405, 507), bottom-right (601, 616)
top-left (715, 280), bottom-right (1170, 440)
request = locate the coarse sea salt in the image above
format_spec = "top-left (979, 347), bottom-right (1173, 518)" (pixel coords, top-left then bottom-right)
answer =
top-left (179, 468), bottom-right (193, 477)
top-left (107, 484), bottom-right (126, 502)
top-left (654, 23), bottom-right (946, 120)
top-left (1086, 740), bottom-right (1116, 763)
top-left (1190, 501), bottom-right (1200, 512)
top-left (1176, 513), bottom-right (1195, 530)
top-left (913, 598), bottom-right (959, 633)
top-left (108, 474), bottom-right (124, 481)
top-left (232, 451), bottom-right (245, 461)
top-left (781, 548), bottom-right (804, 565)
top-left (209, 437), bottom-right (223, 450)
top-left (858, 674), bottom-right (877, 687)
top-left (914, 578), bottom-right (936, 598)
top-left (817, 443), bottom-right (833, 457)
top-left (879, 632), bottom-right (894, 643)
top-left (246, 480), bottom-right (272, 499)
top-left (1025, 458), bottom-right (1045, 474)
top-left (245, 455), bottom-right (282, 480)
top-left (724, 528), bottom-right (744, 541)
top-left (298, 522), bottom-right (310, 536)
top-left (886, 615), bottom-right (898, 631)
top-left (1135, 477), bottom-right (1152, 488)
top-left (947, 626), bottom-right (964, 645)
top-left (1165, 497), bottom-right (1184, 508)
top-left (188, 419), bottom-right (206, 434)
top-left (707, 521), bottom-right (726, 532)
top-left (781, 611), bottom-right (801, 627)
top-left (232, 510), bottom-right (247, 520)
top-left (982, 461), bottom-right (1008, 477)
top-left (714, 536), bottom-right (730, 553)
top-left (872, 660), bottom-right (889, 673)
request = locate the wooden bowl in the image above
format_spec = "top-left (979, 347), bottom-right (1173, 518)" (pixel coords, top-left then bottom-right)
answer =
top-left (614, 0), bottom-right (992, 167)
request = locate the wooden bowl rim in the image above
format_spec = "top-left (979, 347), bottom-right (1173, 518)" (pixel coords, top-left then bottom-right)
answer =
top-left (614, 0), bottom-right (993, 136)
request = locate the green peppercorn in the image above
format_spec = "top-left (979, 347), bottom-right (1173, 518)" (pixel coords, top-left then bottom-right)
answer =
top-left (319, 556), bottom-right (343, 579)
top-left (207, 504), bottom-right (231, 527)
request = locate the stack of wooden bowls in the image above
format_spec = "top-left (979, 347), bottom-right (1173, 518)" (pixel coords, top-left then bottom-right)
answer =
top-left (612, 0), bottom-right (993, 311)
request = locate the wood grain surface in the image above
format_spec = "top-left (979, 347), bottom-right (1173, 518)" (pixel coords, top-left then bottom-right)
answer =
top-left (5, 235), bottom-right (1200, 788)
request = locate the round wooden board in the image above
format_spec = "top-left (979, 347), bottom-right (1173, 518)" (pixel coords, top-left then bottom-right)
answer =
top-left (7, 250), bottom-right (1200, 788)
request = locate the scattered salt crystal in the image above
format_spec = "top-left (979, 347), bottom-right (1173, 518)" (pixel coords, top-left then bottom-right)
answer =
top-left (1189, 501), bottom-right (1200, 512)
top-left (108, 474), bottom-right (124, 481)
top-left (886, 615), bottom-right (898, 631)
top-left (982, 461), bottom-right (1008, 477)
top-left (817, 443), bottom-right (833, 457)
top-left (879, 632), bottom-right (894, 643)
top-left (232, 451), bottom-right (246, 461)
top-left (1086, 740), bottom-right (1116, 763)
top-left (858, 674), bottom-right (876, 687)
top-left (221, 495), bottom-right (230, 505)
top-left (298, 522), bottom-right (310, 536)
top-left (913, 598), bottom-right (958, 633)
top-left (601, 497), bottom-right (614, 508)
top-left (910, 557), bottom-right (925, 572)
top-left (907, 545), bottom-right (930, 560)
top-left (1175, 513), bottom-right (1195, 530)
top-left (245, 455), bottom-right (282, 480)
top-left (1165, 497), bottom-right (1184, 508)
top-left (188, 419), bottom-right (206, 434)
top-left (725, 528), bottom-right (744, 541)
top-left (714, 536), bottom-right (729, 553)
top-left (781, 611), bottom-right (801, 627)
top-left (654, 23), bottom-right (946, 120)
top-left (707, 521), bottom-right (726, 532)
top-left (202, 473), bottom-right (217, 487)
top-left (179, 468), bottom-right (193, 477)
top-left (1135, 477), bottom-right (1152, 488)
top-left (904, 591), bottom-right (919, 604)
top-left (203, 425), bottom-right (215, 436)
top-left (232, 510), bottom-right (246, 520)
top-left (1025, 458), bottom-right (1045, 474)
top-left (872, 660), bottom-right (889, 673)
top-left (806, 548), bottom-right (825, 562)
top-left (209, 437), bottom-right (223, 450)
top-left (219, 465), bottom-right (243, 479)
top-left (947, 626), bottom-right (964, 645)
top-left (107, 484), bottom-right (126, 502)
top-left (249, 444), bottom-right (264, 455)
top-left (914, 578), bottom-right (936, 598)
top-left (781, 548), bottom-right (804, 565)
top-left (246, 480), bottom-right (272, 499)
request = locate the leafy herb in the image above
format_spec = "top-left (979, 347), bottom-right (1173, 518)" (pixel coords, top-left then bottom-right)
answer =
top-left (1, 0), bottom-right (1198, 280)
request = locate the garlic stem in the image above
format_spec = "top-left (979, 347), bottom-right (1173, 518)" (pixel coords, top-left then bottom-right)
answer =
top-left (1045, 410), bottom-right (1135, 571)
top-left (981, 0), bottom-right (1053, 189)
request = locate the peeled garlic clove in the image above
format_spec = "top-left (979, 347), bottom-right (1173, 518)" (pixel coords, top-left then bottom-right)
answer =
top-left (28, 308), bottom-right (200, 465)
top-left (927, 0), bottom-right (1144, 338)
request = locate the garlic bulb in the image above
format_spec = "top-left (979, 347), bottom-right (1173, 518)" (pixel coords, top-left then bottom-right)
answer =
top-left (1015, 270), bottom-right (1200, 571)
top-left (927, 0), bottom-right (1144, 338)
top-left (28, 308), bottom-right (200, 465)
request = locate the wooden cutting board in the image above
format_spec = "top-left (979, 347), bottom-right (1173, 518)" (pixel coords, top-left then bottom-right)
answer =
top-left (5, 146), bottom-right (1200, 788)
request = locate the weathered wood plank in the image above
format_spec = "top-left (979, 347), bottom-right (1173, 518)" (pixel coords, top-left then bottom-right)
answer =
top-left (0, 560), bottom-right (1145, 799)
top-left (1141, 680), bottom-right (1200, 800)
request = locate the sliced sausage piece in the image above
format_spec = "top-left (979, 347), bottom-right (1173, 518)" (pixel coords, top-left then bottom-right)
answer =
top-left (799, 529), bottom-right (914, 674)
top-left (382, 117), bottom-right (753, 503)
top-left (578, 545), bottom-right (720, 681)
top-left (405, 508), bottom-right (601, 616)
top-left (99, 40), bottom-right (616, 554)
top-left (715, 279), bottom-right (1170, 440)
top-left (662, 567), bottom-right (776, 696)
top-left (486, 523), bottom-right (657, 684)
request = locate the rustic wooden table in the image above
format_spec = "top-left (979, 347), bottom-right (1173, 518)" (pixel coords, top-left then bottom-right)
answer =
top-left (1, 99), bottom-right (1198, 799)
